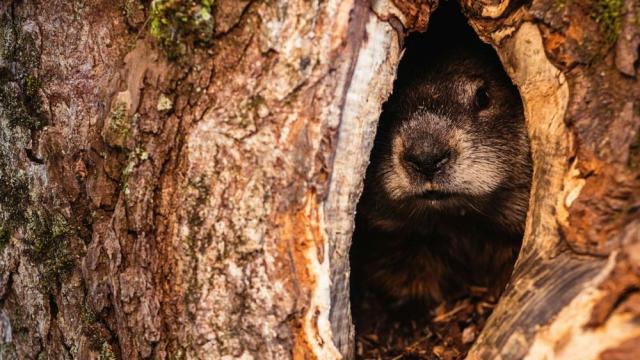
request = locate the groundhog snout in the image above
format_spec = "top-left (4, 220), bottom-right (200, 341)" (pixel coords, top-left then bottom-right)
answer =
top-left (399, 119), bottom-right (455, 182)
top-left (401, 144), bottom-right (451, 181)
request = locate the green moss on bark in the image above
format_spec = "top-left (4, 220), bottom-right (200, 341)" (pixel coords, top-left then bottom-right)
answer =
top-left (27, 214), bottom-right (75, 290)
top-left (0, 74), bottom-right (46, 131)
top-left (0, 158), bottom-right (30, 226)
top-left (170, 349), bottom-right (186, 360)
top-left (592, 0), bottom-right (624, 44)
top-left (98, 342), bottom-right (117, 360)
top-left (103, 101), bottom-right (131, 148)
top-left (149, 0), bottom-right (215, 58)
top-left (82, 310), bottom-right (116, 359)
top-left (0, 12), bottom-right (46, 131)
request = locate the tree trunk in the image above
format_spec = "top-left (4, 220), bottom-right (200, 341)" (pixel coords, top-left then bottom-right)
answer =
top-left (462, 0), bottom-right (640, 358)
top-left (0, 0), bottom-right (638, 359)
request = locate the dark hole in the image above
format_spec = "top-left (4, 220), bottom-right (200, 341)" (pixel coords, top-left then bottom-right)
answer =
top-left (350, 3), bottom-right (531, 359)
top-left (48, 293), bottom-right (59, 318)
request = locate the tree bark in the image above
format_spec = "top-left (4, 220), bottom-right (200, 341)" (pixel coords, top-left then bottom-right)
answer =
top-left (0, 0), bottom-right (638, 359)
top-left (0, 0), bottom-right (376, 358)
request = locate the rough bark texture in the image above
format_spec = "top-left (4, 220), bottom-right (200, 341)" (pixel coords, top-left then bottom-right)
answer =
top-left (0, 0), bottom-right (382, 358)
top-left (0, 0), bottom-right (638, 359)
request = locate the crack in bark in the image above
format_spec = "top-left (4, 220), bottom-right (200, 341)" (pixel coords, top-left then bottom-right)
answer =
top-left (212, 0), bottom-right (258, 40)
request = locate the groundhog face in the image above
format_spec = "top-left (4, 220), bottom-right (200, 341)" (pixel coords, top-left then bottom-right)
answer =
top-left (370, 47), bottom-right (531, 218)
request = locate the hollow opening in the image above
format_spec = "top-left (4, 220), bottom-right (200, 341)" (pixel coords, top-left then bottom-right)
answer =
top-left (349, 3), bottom-right (531, 359)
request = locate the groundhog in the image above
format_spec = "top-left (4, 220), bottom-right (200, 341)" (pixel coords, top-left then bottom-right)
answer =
top-left (351, 27), bottom-right (532, 304)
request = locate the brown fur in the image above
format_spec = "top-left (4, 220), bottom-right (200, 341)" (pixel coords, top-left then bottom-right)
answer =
top-left (351, 25), bottom-right (532, 304)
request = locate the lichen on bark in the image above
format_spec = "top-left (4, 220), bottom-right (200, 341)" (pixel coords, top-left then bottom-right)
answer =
top-left (149, 0), bottom-right (215, 58)
top-left (26, 213), bottom-right (76, 290)
top-left (592, 0), bottom-right (625, 43)
top-left (0, 11), bottom-right (46, 132)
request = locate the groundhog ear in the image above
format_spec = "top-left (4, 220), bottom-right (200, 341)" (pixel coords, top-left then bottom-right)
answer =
top-left (474, 86), bottom-right (490, 110)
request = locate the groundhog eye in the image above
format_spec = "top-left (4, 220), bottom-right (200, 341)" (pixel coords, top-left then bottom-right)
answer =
top-left (474, 86), bottom-right (490, 110)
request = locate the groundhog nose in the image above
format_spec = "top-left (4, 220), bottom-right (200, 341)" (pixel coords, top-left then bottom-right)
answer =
top-left (403, 150), bottom-right (451, 180)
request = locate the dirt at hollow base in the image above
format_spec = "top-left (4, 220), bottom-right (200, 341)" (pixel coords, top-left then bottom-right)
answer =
top-left (353, 287), bottom-right (497, 360)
